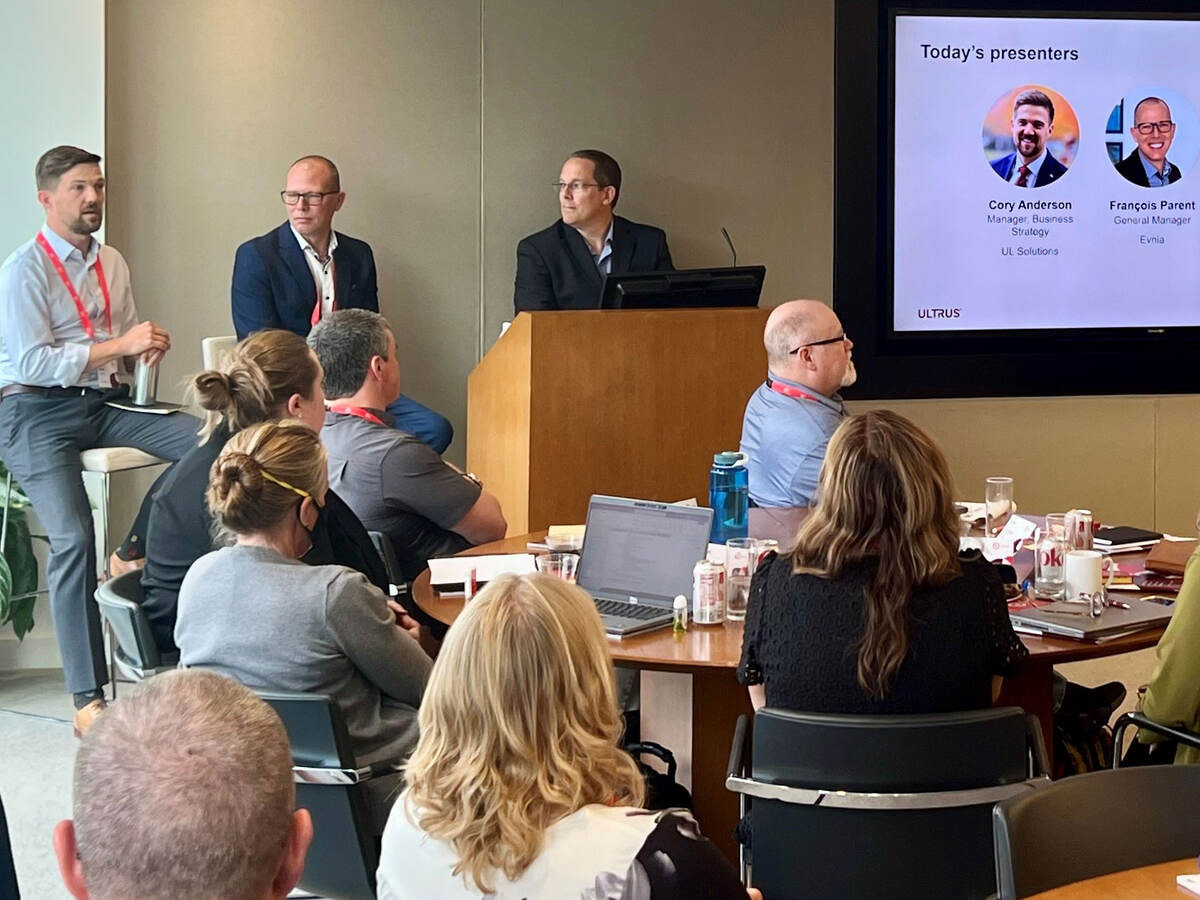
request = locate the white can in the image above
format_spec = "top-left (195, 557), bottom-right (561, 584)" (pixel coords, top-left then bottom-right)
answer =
top-left (693, 560), bottom-right (726, 625)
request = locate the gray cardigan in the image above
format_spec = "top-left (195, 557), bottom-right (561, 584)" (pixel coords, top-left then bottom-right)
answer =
top-left (175, 544), bottom-right (432, 767)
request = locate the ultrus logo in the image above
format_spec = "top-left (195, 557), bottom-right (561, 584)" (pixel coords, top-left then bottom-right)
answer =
top-left (916, 308), bottom-right (961, 319)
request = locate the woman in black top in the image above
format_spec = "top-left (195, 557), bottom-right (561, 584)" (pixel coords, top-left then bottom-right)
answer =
top-left (738, 410), bottom-right (1028, 713)
top-left (138, 330), bottom-right (389, 653)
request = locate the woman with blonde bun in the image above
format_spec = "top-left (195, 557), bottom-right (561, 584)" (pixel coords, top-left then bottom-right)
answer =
top-left (176, 420), bottom-right (431, 832)
top-left (136, 329), bottom-right (388, 654)
top-left (377, 573), bottom-right (752, 899)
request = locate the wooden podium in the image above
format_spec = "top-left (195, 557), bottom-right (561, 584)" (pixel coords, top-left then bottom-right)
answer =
top-left (467, 308), bottom-right (770, 534)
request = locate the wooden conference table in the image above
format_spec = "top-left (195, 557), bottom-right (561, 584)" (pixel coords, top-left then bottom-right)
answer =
top-left (1026, 857), bottom-right (1197, 899)
top-left (413, 507), bottom-right (1169, 862)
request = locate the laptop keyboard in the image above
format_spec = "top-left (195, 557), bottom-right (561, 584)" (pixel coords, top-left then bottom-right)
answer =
top-left (595, 598), bottom-right (668, 620)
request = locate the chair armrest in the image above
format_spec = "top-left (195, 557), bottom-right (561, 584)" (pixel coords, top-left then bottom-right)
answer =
top-left (726, 713), bottom-right (751, 785)
top-left (1112, 711), bottom-right (1200, 768)
top-left (1025, 714), bottom-right (1051, 778)
top-left (293, 756), bottom-right (404, 785)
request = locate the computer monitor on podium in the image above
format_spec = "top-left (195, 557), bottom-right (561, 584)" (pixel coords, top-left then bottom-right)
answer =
top-left (599, 265), bottom-right (765, 310)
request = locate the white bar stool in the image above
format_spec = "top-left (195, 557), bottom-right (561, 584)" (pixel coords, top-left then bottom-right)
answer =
top-left (80, 446), bottom-right (170, 696)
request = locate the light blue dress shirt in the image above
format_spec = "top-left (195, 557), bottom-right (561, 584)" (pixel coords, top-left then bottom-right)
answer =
top-left (592, 220), bottom-right (614, 275)
top-left (1139, 150), bottom-right (1174, 187)
top-left (0, 225), bottom-right (137, 388)
top-left (739, 372), bottom-right (847, 507)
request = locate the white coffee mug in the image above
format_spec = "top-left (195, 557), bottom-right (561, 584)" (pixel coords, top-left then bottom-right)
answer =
top-left (1062, 550), bottom-right (1113, 602)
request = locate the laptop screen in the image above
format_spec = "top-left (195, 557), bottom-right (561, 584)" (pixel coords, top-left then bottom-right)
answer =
top-left (577, 496), bottom-right (714, 607)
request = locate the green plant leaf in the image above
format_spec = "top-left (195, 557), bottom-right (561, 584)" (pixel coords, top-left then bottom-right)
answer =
top-left (0, 461), bottom-right (40, 639)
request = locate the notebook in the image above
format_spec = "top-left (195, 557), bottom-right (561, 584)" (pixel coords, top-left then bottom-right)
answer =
top-left (577, 495), bottom-right (714, 637)
top-left (1009, 596), bottom-right (1175, 640)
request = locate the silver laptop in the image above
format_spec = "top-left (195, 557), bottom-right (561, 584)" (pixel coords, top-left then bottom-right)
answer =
top-left (577, 495), bottom-right (714, 637)
top-left (1010, 596), bottom-right (1175, 641)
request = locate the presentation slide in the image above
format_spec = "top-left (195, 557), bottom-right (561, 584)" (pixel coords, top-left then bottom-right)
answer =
top-left (893, 14), bottom-right (1200, 333)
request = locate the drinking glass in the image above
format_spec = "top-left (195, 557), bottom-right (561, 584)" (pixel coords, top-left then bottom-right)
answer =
top-left (985, 477), bottom-right (1014, 537)
top-left (535, 552), bottom-right (579, 583)
top-left (1033, 513), bottom-right (1067, 600)
top-left (725, 538), bottom-right (754, 621)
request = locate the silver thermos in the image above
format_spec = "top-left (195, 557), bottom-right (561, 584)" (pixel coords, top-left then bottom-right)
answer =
top-left (132, 357), bottom-right (159, 406)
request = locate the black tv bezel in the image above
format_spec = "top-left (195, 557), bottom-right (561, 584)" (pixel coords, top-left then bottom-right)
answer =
top-left (835, 0), bottom-right (1200, 399)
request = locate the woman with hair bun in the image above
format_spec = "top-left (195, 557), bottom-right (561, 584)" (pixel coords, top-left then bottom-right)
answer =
top-left (378, 573), bottom-right (753, 899)
top-left (739, 409), bottom-right (1028, 714)
top-left (177, 420), bottom-right (431, 832)
top-left (138, 329), bottom-right (389, 654)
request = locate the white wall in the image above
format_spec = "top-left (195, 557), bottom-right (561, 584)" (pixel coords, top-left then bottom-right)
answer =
top-left (0, 1), bottom-right (105, 670)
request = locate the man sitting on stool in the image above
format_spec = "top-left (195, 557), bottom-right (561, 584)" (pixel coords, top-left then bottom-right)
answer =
top-left (739, 299), bottom-right (855, 508)
top-left (54, 669), bottom-right (312, 900)
top-left (0, 146), bottom-right (199, 735)
top-left (308, 309), bottom-right (506, 579)
top-left (231, 154), bottom-right (453, 453)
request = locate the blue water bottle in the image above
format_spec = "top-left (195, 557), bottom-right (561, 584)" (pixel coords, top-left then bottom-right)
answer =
top-left (709, 451), bottom-right (749, 544)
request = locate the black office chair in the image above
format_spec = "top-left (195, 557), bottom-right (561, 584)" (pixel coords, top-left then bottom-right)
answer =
top-left (367, 530), bottom-right (448, 640)
top-left (726, 706), bottom-right (1050, 900)
top-left (993, 764), bottom-right (1200, 899)
top-left (94, 570), bottom-right (178, 689)
top-left (1111, 710), bottom-right (1200, 767)
top-left (0, 790), bottom-right (19, 899)
top-left (257, 690), bottom-right (404, 900)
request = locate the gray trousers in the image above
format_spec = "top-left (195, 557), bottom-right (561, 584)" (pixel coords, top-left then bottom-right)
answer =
top-left (0, 390), bottom-right (198, 694)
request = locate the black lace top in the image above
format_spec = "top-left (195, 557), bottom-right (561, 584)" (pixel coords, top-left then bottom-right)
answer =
top-left (737, 549), bottom-right (1029, 713)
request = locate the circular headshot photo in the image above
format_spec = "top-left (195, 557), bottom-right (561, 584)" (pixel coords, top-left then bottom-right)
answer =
top-left (1107, 87), bottom-right (1199, 188)
top-left (983, 85), bottom-right (1078, 188)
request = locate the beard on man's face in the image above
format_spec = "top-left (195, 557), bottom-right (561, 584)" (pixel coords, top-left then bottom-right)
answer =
top-left (840, 359), bottom-right (857, 389)
top-left (69, 206), bottom-right (103, 236)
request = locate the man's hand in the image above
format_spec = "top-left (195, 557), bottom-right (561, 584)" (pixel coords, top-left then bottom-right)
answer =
top-left (120, 321), bottom-right (171, 361)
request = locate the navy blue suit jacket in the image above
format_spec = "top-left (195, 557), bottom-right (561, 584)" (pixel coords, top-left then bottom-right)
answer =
top-left (513, 215), bottom-right (673, 312)
top-left (990, 151), bottom-right (1068, 187)
top-left (231, 222), bottom-right (378, 338)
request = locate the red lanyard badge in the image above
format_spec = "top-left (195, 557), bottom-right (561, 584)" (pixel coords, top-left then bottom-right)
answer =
top-left (329, 404), bottom-right (385, 426)
top-left (36, 232), bottom-right (112, 339)
top-left (766, 378), bottom-right (819, 402)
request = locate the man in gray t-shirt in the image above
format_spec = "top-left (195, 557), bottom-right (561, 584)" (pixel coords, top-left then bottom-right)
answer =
top-left (309, 310), bottom-right (507, 579)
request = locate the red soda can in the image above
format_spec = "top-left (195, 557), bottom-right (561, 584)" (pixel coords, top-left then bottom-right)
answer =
top-left (693, 560), bottom-right (726, 625)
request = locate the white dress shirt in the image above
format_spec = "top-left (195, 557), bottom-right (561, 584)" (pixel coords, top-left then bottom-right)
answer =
top-left (291, 224), bottom-right (338, 319)
top-left (0, 225), bottom-right (138, 388)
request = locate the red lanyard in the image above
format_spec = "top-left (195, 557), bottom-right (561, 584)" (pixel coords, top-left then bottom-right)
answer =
top-left (766, 378), bottom-right (819, 402)
top-left (309, 257), bottom-right (337, 328)
top-left (329, 404), bottom-right (384, 426)
top-left (36, 232), bottom-right (111, 339)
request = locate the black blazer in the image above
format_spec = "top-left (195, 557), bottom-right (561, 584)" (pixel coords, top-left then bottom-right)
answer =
top-left (1115, 150), bottom-right (1182, 187)
top-left (513, 215), bottom-right (674, 312)
top-left (231, 222), bottom-right (378, 338)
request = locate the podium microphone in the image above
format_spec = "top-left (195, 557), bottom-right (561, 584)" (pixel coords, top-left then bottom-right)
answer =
top-left (720, 227), bottom-right (738, 267)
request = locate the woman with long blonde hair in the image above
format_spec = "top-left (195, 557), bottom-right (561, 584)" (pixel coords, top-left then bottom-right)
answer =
top-left (739, 409), bottom-right (1027, 713)
top-left (378, 573), bottom-right (750, 899)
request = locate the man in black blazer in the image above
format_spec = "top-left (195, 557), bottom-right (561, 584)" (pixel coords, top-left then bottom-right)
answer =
top-left (231, 156), bottom-right (453, 452)
top-left (1115, 97), bottom-right (1182, 188)
top-left (513, 150), bottom-right (673, 312)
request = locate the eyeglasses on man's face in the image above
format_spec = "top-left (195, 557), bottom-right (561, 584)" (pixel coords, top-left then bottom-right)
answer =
top-left (281, 190), bottom-right (340, 207)
top-left (790, 333), bottom-right (850, 353)
top-left (553, 180), bottom-right (602, 195)
top-left (1133, 121), bottom-right (1174, 135)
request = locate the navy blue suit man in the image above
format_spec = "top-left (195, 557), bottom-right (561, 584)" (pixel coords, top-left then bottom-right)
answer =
top-left (514, 150), bottom-right (673, 312)
top-left (989, 89), bottom-right (1069, 188)
top-left (232, 156), bottom-right (452, 452)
